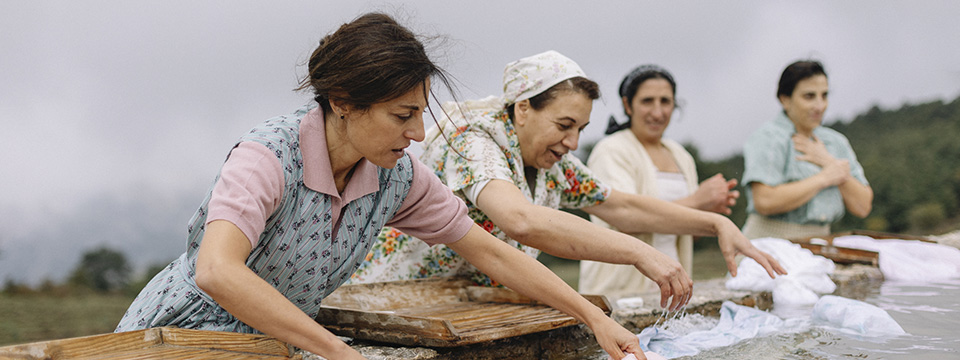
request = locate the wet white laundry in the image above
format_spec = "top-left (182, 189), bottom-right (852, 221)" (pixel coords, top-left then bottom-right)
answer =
top-left (636, 298), bottom-right (903, 358)
top-left (725, 238), bottom-right (836, 305)
top-left (832, 235), bottom-right (960, 281)
top-left (617, 351), bottom-right (666, 360)
top-left (636, 301), bottom-right (806, 358)
top-left (812, 295), bottom-right (905, 336)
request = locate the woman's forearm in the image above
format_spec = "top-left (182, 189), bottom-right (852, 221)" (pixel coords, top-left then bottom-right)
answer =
top-left (839, 180), bottom-right (873, 218)
top-left (196, 221), bottom-right (363, 359)
top-left (585, 190), bottom-right (724, 237)
top-left (475, 180), bottom-right (648, 266)
top-left (450, 226), bottom-right (607, 321)
top-left (750, 176), bottom-right (829, 216)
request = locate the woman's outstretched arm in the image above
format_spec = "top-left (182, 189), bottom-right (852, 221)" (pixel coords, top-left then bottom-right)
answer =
top-left (447, 224), bottom-right (645, 360)
top-left (475, 180), bottom-right (692, 310)
top-left (195, 220), bottom-right (365, 359)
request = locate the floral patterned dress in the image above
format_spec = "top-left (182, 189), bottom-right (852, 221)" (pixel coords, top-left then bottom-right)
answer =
top-left (351, 96), bottom-right (610, 286)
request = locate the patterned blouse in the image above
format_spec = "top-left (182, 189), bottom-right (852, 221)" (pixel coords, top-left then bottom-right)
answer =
top-left (352, 96), bottom-right (611, 286)
top-left (116, 105), bottom-right (471, 333)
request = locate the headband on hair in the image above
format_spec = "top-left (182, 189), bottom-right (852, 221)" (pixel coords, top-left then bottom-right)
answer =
top-left (618, 64), bottom-right (675, 98)
top-left (502, 50), bottom-right (587, 105)
top-left (607, 64), bottom-right (677, 134)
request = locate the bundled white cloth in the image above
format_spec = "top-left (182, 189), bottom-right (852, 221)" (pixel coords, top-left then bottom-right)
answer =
top-left (832, 235), bottom-right (960, 281)
top-left (725, 238), bottom-right (836, 305)
top-left (812, 295), bottom-right (905, 336)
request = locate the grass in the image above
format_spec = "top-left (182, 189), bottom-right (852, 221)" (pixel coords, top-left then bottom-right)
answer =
top-left (0, 293), bottom-right (134, 346)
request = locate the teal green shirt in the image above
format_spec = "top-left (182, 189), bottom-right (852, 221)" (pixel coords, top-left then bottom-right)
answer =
top-left (742, 112), bottom-right (868, 225)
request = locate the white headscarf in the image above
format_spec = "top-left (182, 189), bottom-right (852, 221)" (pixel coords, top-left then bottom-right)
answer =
top-left (425, 50), bottom-right (587, 145)
top-left (501, 50), bottom-right (587, 105)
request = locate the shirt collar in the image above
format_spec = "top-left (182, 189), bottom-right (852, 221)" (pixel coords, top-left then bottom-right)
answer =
top-left (299, 106), bottom-right (379, 201)
top-left (775, 111), bottom-right (825, 137)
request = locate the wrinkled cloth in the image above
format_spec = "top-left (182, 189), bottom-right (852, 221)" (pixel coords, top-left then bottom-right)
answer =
top-left (832, 235), bottom-right (960, 281)
top-left (637, 301), bottom-right (808, 358)
top-left (725, 238), bottom-right (836, 305)
top-left (637, 298), bottom-right (903, 358)
top-left (812, 295), bottom-right (905, 336)
top-left (618, 352), bottom-right (667, 360)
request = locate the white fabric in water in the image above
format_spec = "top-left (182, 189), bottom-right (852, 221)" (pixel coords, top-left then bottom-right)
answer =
top-left (832, 235), bottom-right (960, 281)
top-left (636, 301), bottom-right (807, 358)
top-left (812, 295), bottom-right (905, 336)
top-left (725, 238), bottom-right (836, 305)
top-left (617, 351), bottom-right (666, 360)
top-left (636, 299), bottom-right (904, 358)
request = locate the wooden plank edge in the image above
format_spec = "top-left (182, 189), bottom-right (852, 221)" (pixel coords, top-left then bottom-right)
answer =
top-left (159, 327), bottom-right (295, 357)
top-left (0, 328), bottom-right (163, 359)
top-left (316, 307), bottom-right (460, 340)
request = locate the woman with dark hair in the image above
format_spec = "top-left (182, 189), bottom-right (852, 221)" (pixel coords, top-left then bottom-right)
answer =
top-left (579, 65), bottom-right (742, 297)
top-left (741, 60), bottom-right (873, 239)
top-left (115, 14), bottom-right (646, 360)
top-left (353, 52), bottom-right (784, 308)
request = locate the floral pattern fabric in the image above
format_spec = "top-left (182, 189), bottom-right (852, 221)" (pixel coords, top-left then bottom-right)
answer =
top-left (351, 96), bottom-right (610, 286)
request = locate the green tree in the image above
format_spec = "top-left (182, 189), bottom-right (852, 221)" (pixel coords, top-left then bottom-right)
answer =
top-left (68, 247), bottom-right (131, 293)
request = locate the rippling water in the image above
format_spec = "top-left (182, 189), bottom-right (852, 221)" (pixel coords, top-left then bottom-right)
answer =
top-left (671, 279), bottom-right (960, 359)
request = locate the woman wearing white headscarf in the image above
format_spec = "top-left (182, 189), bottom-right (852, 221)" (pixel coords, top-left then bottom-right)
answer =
top-left (353, 51), bottom-right (785, 310)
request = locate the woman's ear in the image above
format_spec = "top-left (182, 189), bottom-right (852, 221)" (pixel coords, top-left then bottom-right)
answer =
top-left (777, 95), bottom-right (790, 111)
top-left (329, 97), bottom-right (350, 119)
top-left (514, 99), bottom-right (531, 126)
top-left (621, 96), bottom-right (633, 116)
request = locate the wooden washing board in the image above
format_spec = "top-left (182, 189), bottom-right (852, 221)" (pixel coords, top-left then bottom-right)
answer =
top-left (788, 230), bottom-right (934, 265)
top-left (315, 277), bottom-right (611, 347)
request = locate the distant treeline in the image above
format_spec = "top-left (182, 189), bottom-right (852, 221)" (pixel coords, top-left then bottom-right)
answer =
top-left (690, 96), bottom-right (960, 234)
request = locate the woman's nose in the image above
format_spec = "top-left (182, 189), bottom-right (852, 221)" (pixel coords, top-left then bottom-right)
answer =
top-left (406, 117), bottom-right (425, 142)
top-left (563, 131), bottom-right (579, 150)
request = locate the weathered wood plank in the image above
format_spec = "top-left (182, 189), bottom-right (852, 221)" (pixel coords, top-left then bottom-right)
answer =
top-left (159, 327), bottom-right (293, 356)
top-left (320, 278), bottom-right (472, 311)
top-left (0, 328), bottom-right (300, 359)
top-left (317, 307), bottom-right (459, 339)
top-left (0, 328), bottom-right (162, 359)
top-left (314, 277), bottom-right (614, 347)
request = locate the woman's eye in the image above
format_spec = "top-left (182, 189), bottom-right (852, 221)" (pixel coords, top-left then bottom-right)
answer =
top-left (397, 114), bottom-right (412, 120)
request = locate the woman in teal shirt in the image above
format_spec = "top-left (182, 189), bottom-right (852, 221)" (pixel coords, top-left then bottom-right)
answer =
top-left (741, 60), bottom-right (873, 239)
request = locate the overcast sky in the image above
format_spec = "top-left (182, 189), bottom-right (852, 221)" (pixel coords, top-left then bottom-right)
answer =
top-left (2, 1), bottom-right (959, 284)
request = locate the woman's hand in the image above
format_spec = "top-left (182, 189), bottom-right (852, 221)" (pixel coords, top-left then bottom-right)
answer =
top-left (715, 221), bottom-right (788, 278)
top-left (792, 134), bottom-right (834, 167)
top-left (691, 173), bottom-right (740, 215)
top-left (794, 134), bottom-right (851, 187)
top-left (592, 316), bottom-right (645, 360)
top-left (632, 249), bottom-right (692, 311)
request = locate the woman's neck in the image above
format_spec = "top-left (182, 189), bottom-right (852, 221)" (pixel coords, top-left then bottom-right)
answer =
top-left (324, 110), bottom-right (362, 193)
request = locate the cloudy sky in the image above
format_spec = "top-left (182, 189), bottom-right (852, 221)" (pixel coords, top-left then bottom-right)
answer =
top-left (2, 1), bottom-right (959, 284)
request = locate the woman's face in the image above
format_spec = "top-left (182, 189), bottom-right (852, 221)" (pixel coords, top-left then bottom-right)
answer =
top-left (624, 78), bottom-right (675, 144)
top-left (780, 74), bottom-right (829, 135)
top-left (514, 92), bottom-right (592, 169)
top-left (344, 80), bottom-right (429, 168)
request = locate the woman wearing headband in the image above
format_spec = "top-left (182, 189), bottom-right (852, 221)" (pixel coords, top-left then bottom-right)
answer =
top-left (579, 65), bottom-right (741, 297)
top-left (116, 16), bottom-right (647, 359)
top-left (740, 60), bottom-right (872, 239)
top-left (353, 52), bottom-right (785, 308)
